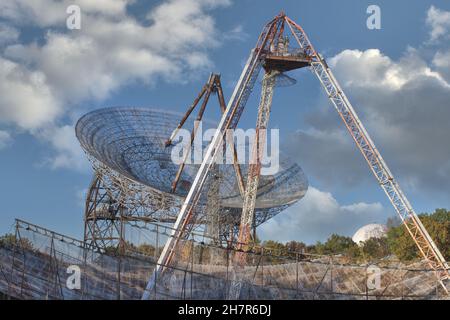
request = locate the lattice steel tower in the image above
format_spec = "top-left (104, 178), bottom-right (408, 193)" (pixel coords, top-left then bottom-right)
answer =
top-left (143, 12), bottom-right (449, 299)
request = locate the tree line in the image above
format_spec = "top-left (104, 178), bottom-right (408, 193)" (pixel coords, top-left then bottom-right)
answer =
top-left (259, 209), bottom-right (449, 263)
top-left (1, 209), bottom-right (448, 264)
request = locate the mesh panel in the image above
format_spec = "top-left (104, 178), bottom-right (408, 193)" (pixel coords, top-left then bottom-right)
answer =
top-left (0, 220), bottom-right (444, 300)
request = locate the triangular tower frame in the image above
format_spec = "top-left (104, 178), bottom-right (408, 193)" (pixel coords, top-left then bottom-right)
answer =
top-left (142, 12), bottom-right (449, 299)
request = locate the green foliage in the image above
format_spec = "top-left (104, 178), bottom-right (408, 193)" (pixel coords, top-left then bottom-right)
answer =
top-left (136, 243), bottom-right (156, 256)
top-left (361, 237), bottom-right (389, 260)
top-left (259, 240), bottom-right (288, 263)
top-left (262, 240), bottom-right (286, 252)
top-left (0, 233), bottom-right (16, 246)
top-left (248, 209), bottom-right (448, 264)
top-left (284, 240), bottom-right (307, 253)
top-left (1, 209), bottom-right (445, 266)
top-left (0, 233), bottom-right (34, 251)
top-left (261, 240), bottom-right (287, 255)
top-left (314, 234), bottom-right (361, 259)
top-left (386, 209), bottom-right (450, 262)
top-left (386, 216), bottom-right (401, 229)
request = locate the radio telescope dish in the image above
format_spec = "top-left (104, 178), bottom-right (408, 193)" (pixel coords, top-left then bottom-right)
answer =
top-left (75, 107), bottom-right (308, 226)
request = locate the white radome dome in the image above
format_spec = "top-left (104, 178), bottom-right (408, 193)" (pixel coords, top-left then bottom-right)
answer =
top-left (352, 224), bottom-right (387, 245)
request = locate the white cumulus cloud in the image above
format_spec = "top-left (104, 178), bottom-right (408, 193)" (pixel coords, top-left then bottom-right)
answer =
top-left (287, 10), bottom-right (450, 197)
top-left (0, 57), bottom-right (60, 130)
top-left (0, 0), bottom-right (231, 169)
top-left (258, 187), bottom-right (386, 244)
top-left (426, 5), bottom-right (450, 42)
top-left (38, 125), bottom-right (89, 171)
top-left (0, 0), bottom-right (131, 27)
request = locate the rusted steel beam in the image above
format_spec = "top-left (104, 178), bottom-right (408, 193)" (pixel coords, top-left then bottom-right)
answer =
top-left (215, 76), bottom-right (246, 197)
top-left (171, 75), bottom-right (215, 193)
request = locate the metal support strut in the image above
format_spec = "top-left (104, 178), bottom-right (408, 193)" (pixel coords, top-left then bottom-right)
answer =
top-left (142, 13), bottom-right (449, 299)
top-left (168, 73), bottom-right (246, 197)
top-left (228, 70), bottom-right (279, 299)
top-left (284, 16), bottom-right (449, 292)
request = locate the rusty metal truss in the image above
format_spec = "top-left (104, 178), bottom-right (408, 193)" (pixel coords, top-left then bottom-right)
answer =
top-left (143, 12), bottom-right (449, 299)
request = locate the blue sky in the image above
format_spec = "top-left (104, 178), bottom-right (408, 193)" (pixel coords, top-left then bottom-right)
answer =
top-left (0, 0), bottom-right (450, 244)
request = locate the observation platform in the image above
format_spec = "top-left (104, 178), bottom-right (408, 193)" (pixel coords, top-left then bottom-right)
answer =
top-left (264, 49), bottom-right (312, 72)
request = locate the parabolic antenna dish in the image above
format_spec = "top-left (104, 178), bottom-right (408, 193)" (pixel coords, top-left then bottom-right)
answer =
top-left (76, 107), bottom-right (308, 225)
